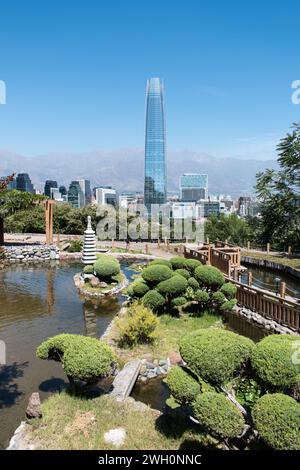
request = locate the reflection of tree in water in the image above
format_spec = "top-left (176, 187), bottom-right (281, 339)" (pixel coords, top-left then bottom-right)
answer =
top-left (82, 297), bottom-right (121, 338)
top-left (0, 361), bottom-right (28, 409)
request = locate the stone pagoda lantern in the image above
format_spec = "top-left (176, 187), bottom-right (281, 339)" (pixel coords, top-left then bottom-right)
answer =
top-left (81, 216), bottom-right (97, 265)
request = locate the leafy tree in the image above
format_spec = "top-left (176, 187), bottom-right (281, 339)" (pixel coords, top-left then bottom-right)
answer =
top-left (204, 213), bottom-right (252, 246)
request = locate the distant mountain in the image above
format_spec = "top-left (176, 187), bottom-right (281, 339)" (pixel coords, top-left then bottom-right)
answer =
top-left (0, 149), bottom-right (278, 197)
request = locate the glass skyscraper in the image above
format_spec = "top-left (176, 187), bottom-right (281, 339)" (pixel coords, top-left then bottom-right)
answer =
top-left (180, 173), bottom-right (208, 202)
top-left (144, 77), bottom-right (166, 211)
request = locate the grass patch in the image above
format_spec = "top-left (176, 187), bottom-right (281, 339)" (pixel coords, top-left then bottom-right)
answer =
top-left (28, 392), bottom-right (214, 450)
top-left (108, 247), bottom-right (144, 254)
top-left (242, 251), bottom-right (300, 271)
top-left (108, 311), bottom-right (222, 362)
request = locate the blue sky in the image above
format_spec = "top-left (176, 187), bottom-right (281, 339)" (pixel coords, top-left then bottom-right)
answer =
top-left (0, 0), bottom-right (299, 158)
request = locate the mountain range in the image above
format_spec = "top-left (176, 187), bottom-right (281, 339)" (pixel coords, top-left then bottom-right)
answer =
top-left (0, 149), bottom-right (278, 197)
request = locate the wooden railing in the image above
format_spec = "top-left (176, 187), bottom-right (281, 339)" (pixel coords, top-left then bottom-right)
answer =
top-left (184, 245), bottom-right (241, 276)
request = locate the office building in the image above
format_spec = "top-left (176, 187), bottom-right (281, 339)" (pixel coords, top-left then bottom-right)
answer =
top-left (180, 173), bottom-right (208, 202)
top-left (95, 187), bottom-right (117, 206)
top-left (16, 173), bottom-right (35, 193)
top-left (78, 179), bottom-right (92, 206)
top-left (67, 181), bottom-right (84, 208)
top-left (44, 180), bottom-right (58, 198)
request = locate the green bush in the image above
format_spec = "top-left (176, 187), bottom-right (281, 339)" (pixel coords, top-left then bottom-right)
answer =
top-left (252, 393), bottom-right (300, 450)
top-left (193, 392), bottom-right (245, 439)
top-left (83, 264), bottom-right (94, 274)
top-left (142, 289), bottom-right (166, 311)
top-left (130, 279), bottom-right (150, 298)
top-left (211, 290), bottom-right (226, 306)
top-left (149, 259), bottom-right (172, 269)
top-left (220, 282), bottom-right (237, 300)
top-left (171, 296), bottom-right (187, 307)
top-left (37, 334), bottom-right (116, 383)
top-left (187, 277), bottom-right (200, 289)
top-left (194, 290), bottom-right (210, 303)
top-left (169, 256), bottom-right (188, 270)
top-left (185, 258), bottom-right (202, 273)
top-left (220, 299), bottom-right (237, 311)
top-left (180, 329), bottom-right (254, 384)
top-left (251, 335), bottom-right (300, 390)
top-left (93, 254), bottom-right (120, 280)
top-left (141, 265), bottom-right (173, 285)
top-left (67, 239), bottom-right (83, 253)
top-left (174, 268), bottom-right (190, 279)
top-left (194, 265), bottom-right (224, 290)
top-left (157, 275), bottom-right (188, 297)
top-left (167, 366), bottom-right (200, 405)
top-left (117, 302), bottom-right (159, 346)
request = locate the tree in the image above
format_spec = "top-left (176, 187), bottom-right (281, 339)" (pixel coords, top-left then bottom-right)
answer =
top-left (256, 123), bottom-right (300, 250)
top-left (204, 213), bottom-right (252, 246)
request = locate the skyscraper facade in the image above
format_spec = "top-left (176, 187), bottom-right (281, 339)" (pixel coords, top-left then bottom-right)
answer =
top-left (16, 173), bottom-right (35, 193)
top-left (180, 174), bottom-right (208, 202)
top-left (144, 77), bottom-right (166, 212)
top-left (44, 180), bottom-right (58, 198)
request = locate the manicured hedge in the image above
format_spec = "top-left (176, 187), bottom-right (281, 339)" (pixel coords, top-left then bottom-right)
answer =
top-left (252, 393), bottom-right (300, 450)
top-left (167, 366), bottom-right (200, 405)
top-left (187, 277), bottom-right (200, 289)
top-left (141, 265), bottom-right (173, 285)
top-left (211, 290), bottom-right (226, 306)
top-left (142, 289), bottom-right (166, 311)
top-left (93, 254), bottom-right (120, 279)
top-left (149, 259), bottom-right (172, 269)
top-left (83, 264), bottom-right (94, 274)
top-left (157, 274), bottom-right (188, 297)
top-left (251, 335), bottom-right (300, 390)
top-left (174, 268), bottom-right (190, 279)
top-left (185, 258), bottom-right (202, 273)
top-left (169, 256), bottom-right (188, 270)
top-left (220, 282), bottom-right (237, 300)
top-left (130, 279), bottom-right (150, 298)
top-left (37, 334), bottom-right (116, 382)
top-left (193, 290), bottom-right (210, 303)
top-left (193, 392), bottom-right (245, 439)
top-left (180, 329), bottom-right (254, 384)
top-left (194, 265), bottom-right (224, 290)
top-left (171, 296), bottom-right (187, 307)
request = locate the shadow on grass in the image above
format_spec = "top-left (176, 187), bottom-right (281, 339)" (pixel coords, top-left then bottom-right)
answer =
top-left (0, 361), bottom-right (28, 409)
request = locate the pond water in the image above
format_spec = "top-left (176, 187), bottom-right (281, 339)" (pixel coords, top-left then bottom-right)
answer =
top-left (0, 260), bottom-right (138, 449)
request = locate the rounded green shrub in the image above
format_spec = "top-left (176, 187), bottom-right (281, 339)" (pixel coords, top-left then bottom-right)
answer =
top-left (37, 334), bottom-right (116, 383)
top-left (130, 280), bottom-right (150, 298)
top-left (93, 254), bottom-right (120, 279)
top-left (211, 290), bottom-right (226, 306)
top-left (185, 258), bottom-right (202, 273)
top-left (194, 265), bottom-right (224, 290)
top-left (157, 275), bottom-right (188, 297)
top-left (193, 392), bottom-right (245, 439)
top-left (169, 256), bottom-right (188, 270)
top-left (83, 264), bottom-right (94, 274)
top-left (117, 302), bottom-right (159, 346)
top-left (167, 366), bottom-right (200, 405)
top-left (171, 296), bottom-right (187, 307)
top-left (220, 282), bottom-right (237, 300)
top-left (142, 289), bottom-right (166, 311)
top-left (252, 393), bottom-right (300, 450)
top-left (194, 290), bottom-right (210, 303)
top-left (188, 276), bottom-right (200, 289)
top-left (149, 259), bottom-right (172, 269)
top-left (180, 329), bottom-right (254, 384)
top-left (141, 264), bottom-right (173, 285)
top-left (174, 268), bottom-right (190, 279)
top-left (220, 299), bottom-right (237, 311)
top-left (251, 335), bottom-right (300, 390)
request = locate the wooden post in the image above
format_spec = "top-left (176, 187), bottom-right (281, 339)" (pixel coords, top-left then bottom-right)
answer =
top-left (248, 271), bottom-right (253, 287)
top-left (247, 241), bottom-right (250, 250)
top-left (166, 239), bottom-right (170, 252)
top-left (56, 232), bottom-right (60, 246)
top-left (0, 217), bottom-right (4, 246)
top-left (44, 200), bottom-right (54, 245)
top-left (157, 239), bottom-right (160, 248)
top-left (288, 246), bottom-right (292, 257)
top-left (206, 237), bottom-right (209, 245)
top-left (280, 281), bottom-right (286, 299)
top-left (267, 243), bottom-right (270, 254)
top-left (145, 243), bottom-right (148, 254)
top-left (207, 244), bottom-right (211, 265)
top-left (112, 238), bottom-right (115, 249)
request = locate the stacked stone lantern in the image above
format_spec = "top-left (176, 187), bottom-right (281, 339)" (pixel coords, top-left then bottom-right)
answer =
top-left (81, 216), bottom-right (97, 265)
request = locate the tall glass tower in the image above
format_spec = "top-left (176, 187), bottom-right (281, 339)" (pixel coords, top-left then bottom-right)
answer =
top-left (144, 77), bottom-right (166, 212)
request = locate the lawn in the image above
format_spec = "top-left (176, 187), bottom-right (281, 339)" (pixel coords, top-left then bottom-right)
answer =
top-left (241, 250), bottom-right (300, 271)
top-left (28, 392), bottom-right (215, 450)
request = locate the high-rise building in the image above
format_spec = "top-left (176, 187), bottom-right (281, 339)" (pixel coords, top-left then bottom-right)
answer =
top-left (67, 181), bottom-right (84, 208)
top-left (44, 180), bottom-right (58, 198)
top-left (144, 77), bottom-right (166, 212)
top-left (78, 179), bottom-right (92, 206)
top-left (180, 174), bottom-right (208, 202)
top-left (16, 173), bottom-right (35, 193)
top-left (59, 185), bottom-right (67, 196)
top-left (95, 187), bottom-right (116, 206)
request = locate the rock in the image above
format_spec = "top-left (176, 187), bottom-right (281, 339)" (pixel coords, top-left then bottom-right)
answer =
top-left (140, 365), bottom-right (147, 375)
top-left (158, 359), bottom-right (167, 367)
top-left (90, 276), bottom-right (100, 288)
top-left (139, 376), bottom-right (149, 384)
top-left (26, 392), bottom-right (42, 419)
top-left (99, 281), bottom-right (108, 288)
top-left (147, 370), bottom-right (157, 379)
top-left (169, 351), bottom-right (182, 365)
top-left (146, 362), bottom-right (156, 369)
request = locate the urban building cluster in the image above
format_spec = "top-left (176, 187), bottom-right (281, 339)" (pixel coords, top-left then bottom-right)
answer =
top-left (1, 78), bottom-right (260, 219)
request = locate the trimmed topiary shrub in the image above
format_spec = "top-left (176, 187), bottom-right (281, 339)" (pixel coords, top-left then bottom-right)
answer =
top-left (187, 276), bottom-right (200, 289)
top-left (149, 259), bottom-right (172, 269)
top-left (180, 329), bottom-right (254, 384)
top-left (157, 274), bottom-right (188, 297)
top-left (117, 302), bottom-right (159, 346)
top-left (141, 264), bottom-right (173, 285)
top-left (220, 282), bottom-right (237, 300)
top-left (185, 258), bottom-right (202, 273)
top-left (193, 392), bottom-right (245, 439)
top-left (220, 299), bottom-right (237, 311)
top-left (194, 290), bottom-right (210, 304)
top-left (174, 268), bottom-right (190, 279)
top-left (171, 296), bottom-right (187, 307)
top-left (194, 265), bottom-right (224, 291)
top-left (130, 279), bottom-right (150, 298)
top-left (83, 264), bottom-right (94, 274)
top-left (169, 256), bottom-right (188, 270)
top-left (142, 289), bottom-right (166, 311)
top-left (252, 393), bottom-right (300, 450)
top-left (37, 334), bottom-right (116, 385)
top-left (93, 254), bottom-right (120, 280)
top-left (251, 335), bottom-right (300, 390)
top-left (211, 290), bottom-right (227, 306)
top-left (167, 366), bottom-right (200, 405)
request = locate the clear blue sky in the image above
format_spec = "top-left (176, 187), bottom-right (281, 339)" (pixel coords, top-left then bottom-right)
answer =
top-left (0, 0), bottom-right (299, 158)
